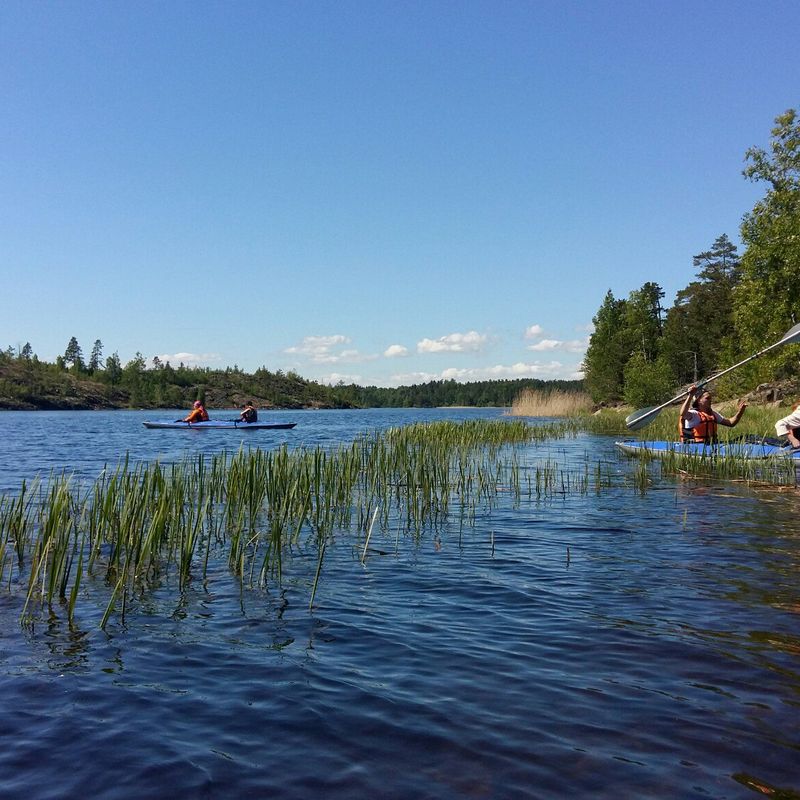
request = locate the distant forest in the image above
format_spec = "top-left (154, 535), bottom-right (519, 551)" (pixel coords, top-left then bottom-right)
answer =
top-left (0, 342), bottom-right (582, 411)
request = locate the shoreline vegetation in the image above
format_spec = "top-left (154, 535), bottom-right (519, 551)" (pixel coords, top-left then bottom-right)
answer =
top-left (0, 343), bottom-right (583, 411)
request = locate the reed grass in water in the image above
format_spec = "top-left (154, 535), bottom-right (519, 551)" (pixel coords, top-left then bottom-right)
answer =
top-left (509, 389), bottom-right (593, 418)
top-left (0, 419), bottom-right (590, 627)
top-left (1, 415), bottom-right (794, 629)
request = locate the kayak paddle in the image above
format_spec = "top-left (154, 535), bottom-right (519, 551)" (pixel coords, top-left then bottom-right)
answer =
top-left (625, 322), bottom-right (800, 431)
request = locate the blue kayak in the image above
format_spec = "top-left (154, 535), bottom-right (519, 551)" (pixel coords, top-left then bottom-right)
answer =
top-left (616, 439), bottom-right (800, 460)
top-left (143, 420), bottom-right (297, 430)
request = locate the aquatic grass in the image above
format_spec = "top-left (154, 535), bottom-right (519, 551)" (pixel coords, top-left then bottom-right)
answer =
top-left (1, 415), bottom-right (791, 628)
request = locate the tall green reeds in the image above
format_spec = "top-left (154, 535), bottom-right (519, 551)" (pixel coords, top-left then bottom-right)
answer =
top-left (1, 415), bottom-right (793, 629)
top-left (2, 419), bottom-right (588, 627)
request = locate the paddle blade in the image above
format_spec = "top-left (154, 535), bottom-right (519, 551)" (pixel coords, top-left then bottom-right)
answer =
top-left (625, 406), bottom-right (660, 430)
top-left (779, 322), bottom-right (800, 345)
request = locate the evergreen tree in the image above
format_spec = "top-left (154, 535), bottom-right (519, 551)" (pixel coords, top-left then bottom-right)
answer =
top-left (88, 339), bottom-right (104, 372)
top-left (63, 337), bottom-right (84, 370)
top-left (661, 235), bottom-right (740, 385)
top-left (105, 352), bottom-right (122, 386)
top-left (583, 290), bottom-right (629, 403)
top-left (619, 282), bottom-right (665, 362)
top-left (730, 109), bottom-right (800, 386)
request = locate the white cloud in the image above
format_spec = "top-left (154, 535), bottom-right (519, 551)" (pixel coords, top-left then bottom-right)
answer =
top-left (285, 335), bottom-right (350, 361)
top-left (391, 360), bottom-right (581, 384)
top-left (284, 336), bottom-right (378, 364)
top-left (384, 344), bottom-right (409, 358)
top-left (390, 371), bottom-right (442, 384)
top-left (417, 331), bottom-right (487, 354)
top-left (564, 338), bottom-right (589, 353)
top-left (524, 324), bottom-right (544, 339)
top-left (526, 337), bottom-right (589, 354)
top-left (321, 372), bottom-right (362, 385)
top-left (157, 352), bottom-right (220, 366)
top-left (527, 338), bottom-right (562, 352)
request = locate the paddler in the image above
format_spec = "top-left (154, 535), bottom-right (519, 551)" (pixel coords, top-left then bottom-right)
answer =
top-left (183, 400), bottom-right (209, 423)
top-left (239, 401), bottom-right (258, 423)
top-left (775, 402), bottom-right (800, 449)
top-left (679, 385), bottom-right (746, 443)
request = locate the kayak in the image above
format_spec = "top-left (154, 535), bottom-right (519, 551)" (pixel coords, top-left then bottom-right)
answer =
top-left (143, 420), bottom-right (297, 430)
top-left (616, 439), bottom-right (800, 460)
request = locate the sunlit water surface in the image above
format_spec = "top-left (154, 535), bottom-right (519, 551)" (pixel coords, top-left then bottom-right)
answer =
top-left (1, 409), bottom-right (799, 799)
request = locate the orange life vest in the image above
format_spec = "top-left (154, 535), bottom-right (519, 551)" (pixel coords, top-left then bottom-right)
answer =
top-left (185, 407), bottom-right (209, 423)
top-left (681, 409), bottom-right (717, 443)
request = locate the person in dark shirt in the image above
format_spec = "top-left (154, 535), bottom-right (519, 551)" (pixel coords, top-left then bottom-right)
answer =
top-left (239, 401), bottom-right (258, 423)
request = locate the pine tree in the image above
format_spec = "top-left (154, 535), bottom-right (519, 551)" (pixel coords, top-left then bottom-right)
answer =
top-left (88, 339), bottom-right (104, 372)
top-left (63, 337), bottom-right (84, 370)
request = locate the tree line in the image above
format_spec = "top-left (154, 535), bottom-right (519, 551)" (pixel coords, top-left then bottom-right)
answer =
top-left (0, 340), bottom-right (583, 411)
top-left (583, 109), bottom-right (800, 407)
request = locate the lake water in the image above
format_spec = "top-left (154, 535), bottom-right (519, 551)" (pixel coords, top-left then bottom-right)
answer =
top-left (1, 408), bottom-right (799, 799)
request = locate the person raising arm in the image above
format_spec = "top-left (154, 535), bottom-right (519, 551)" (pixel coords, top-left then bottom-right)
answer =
top-left (679, 385), bottom-right (746, 443)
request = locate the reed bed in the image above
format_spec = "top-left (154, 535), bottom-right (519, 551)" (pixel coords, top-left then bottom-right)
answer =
top-left (0, 418), bottom-right (596, 628)
top-left (509, 389), bottom-right (593, 418)
top-left (2, 415), bottom-right (794, 629)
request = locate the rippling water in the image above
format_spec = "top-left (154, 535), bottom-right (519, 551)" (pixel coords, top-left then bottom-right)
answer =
top-left (1, 409), bottom-right (799, 799)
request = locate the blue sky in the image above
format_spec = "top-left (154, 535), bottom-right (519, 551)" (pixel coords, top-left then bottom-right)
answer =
top-left (1, 1), bottom-right (798, 387)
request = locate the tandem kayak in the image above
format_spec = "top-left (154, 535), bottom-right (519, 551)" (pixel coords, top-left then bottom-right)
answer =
top-left (616, 439), bottom-right (800, 461)
top-left (143, 420), bottom-right (297, 430)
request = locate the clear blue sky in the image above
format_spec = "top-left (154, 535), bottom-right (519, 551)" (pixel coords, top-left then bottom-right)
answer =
top-left (1, 1), bottom-right (798, 387)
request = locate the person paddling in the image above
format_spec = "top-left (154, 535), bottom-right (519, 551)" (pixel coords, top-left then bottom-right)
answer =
top-left (183, 400), bottom-right (209, 423)
top-left (239, 401), bottom-right (258, 424)
top-left (775, 402), bottom-right (800, 449)
top-left (679, 385), bottom-right (746, 443)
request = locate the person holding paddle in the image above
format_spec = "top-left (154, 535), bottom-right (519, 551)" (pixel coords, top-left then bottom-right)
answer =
top-left (679, 385), bottom-right (746, 443)
top-left (182, 400), bottom-right (209, 423)
top-left (239, 401), bottom-right (258, 423)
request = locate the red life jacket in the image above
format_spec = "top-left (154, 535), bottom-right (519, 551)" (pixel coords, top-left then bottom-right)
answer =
top-left (682, 409), bottom-right (717, 443)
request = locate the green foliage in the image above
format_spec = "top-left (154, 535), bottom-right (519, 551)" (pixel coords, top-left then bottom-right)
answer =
top-left (729, 109), bottom-right (800, 388)
top-left (583, 290), bottom-right (628, 402)
top-left (584, 110), bottom-right (799, 406)
top-left (88, 339), bottom-right (103, 372)
top-left (622, 353), bottom-right (676, 408)
top-left (583, 284), bottom-right (665, 404)
top-left (0, 346), bottom-right (578, 410)
top-left (63, 337), bottom-right (84, 371)
top-left (661, 234), bottom-right (740, 385)
top-left (337, 378), bottom-right (582, 408)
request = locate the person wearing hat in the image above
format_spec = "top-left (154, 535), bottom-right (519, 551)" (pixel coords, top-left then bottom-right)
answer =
top-left (183, 399), bottom-right (209, 423)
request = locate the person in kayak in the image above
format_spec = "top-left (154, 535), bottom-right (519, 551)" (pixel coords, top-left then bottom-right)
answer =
top-left (775, 402), bottom-right (800, 449)
top-left (183, 400), bottom-right (209, 423)
top-left (239, 401), bottom-right (258, 423)
top-left (679, 385), bottom-right (746, 443)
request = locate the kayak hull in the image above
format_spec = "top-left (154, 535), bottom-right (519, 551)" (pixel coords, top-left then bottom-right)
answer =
top-left (143, 421), bottom-right (297, 430)
top-left (616, 439), bottom-right (800, 460)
